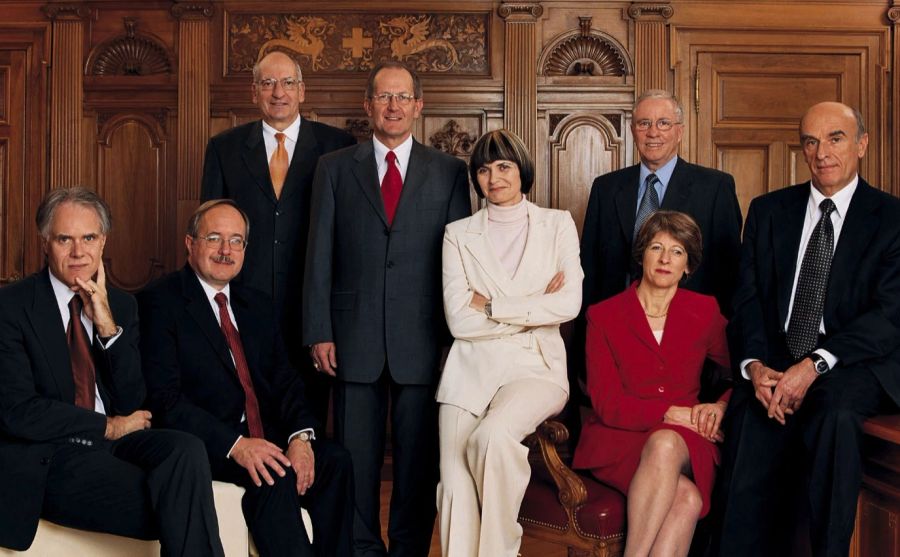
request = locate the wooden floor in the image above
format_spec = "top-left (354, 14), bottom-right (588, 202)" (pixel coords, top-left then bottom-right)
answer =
top-left (379, 481), bottom-right (568, 557)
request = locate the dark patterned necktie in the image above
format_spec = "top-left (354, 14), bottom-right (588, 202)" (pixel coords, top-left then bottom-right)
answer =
top-left (634, 173), bottom-right (661, 239)
top-left (67, 295), bottom-right (96, 409)
top-left (214, 293), bottom-right (265, 439)
top-left (786, 198), bottom-right (836, 359)
top-left (381, 150), bottom-right (403, 226)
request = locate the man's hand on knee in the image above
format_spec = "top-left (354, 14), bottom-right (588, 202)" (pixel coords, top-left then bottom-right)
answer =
top-left (105, 410), bottom-right (152, 440)
top-left (231, 437), bottom-right (292, 487)
top-left (748, 361), bottom-right (783, 410)
top-left (287, 438), bottom-right (316, 495)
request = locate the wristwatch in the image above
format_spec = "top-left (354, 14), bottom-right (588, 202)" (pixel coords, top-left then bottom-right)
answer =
top-left (809, 353), bottom-right (830, 375)
top-left (484, 300), bottom-right (492, 318)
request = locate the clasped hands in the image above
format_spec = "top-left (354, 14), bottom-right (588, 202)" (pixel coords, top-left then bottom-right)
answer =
top-left (469, 271), bottom-right (566, 312)
top-left (231, 436), bottom-right (316, 495)
top-left (663, 402), bottom-right (727, 442)
top-left (748, 359), bottom-right (818, 425)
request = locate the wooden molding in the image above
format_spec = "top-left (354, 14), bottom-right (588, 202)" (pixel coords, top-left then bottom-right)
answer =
top-left (627, 3), bottom-right (674, 21)
top-left (498, 3), bottom-right (544, 20)
top-left (170, 2), bottom-right (214, 21)
top-left (41, 3), bottom-right (89, 20)
top-left (539, 17), bottom-right (631, 77)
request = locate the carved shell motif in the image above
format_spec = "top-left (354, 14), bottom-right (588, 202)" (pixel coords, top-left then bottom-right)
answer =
top-left (543, 35), bottom-right (627, 77)
top-left (91, 36), bottom-right (172, 76)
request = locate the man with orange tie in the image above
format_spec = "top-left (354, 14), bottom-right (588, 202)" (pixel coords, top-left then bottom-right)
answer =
top-left (0, 187), bottom-right (223, 555)
top-left (138, 199), bottom-right (353, 557)
top-left (303, 61), bottom-right (470, 556)
top-left (201, 51), bottom-right (355, 426)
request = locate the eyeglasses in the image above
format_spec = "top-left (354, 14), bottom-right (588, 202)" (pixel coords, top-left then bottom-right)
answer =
top-left (255, 77), bottom-right (301, 91)
top-left (195, 234), bottom-right (247, 251)
top-left (369, 92), bottom-right (417, 106)
top-left (634, 118), bottom-right (682, 131)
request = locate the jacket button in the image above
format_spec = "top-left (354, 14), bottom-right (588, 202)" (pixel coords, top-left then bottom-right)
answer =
top-left (275, 210), bottom-right (281, 217)
top-left (386, 261), bottom-right (394, 269)
top-left (658, 386), bottom-right (665, 393)
top-left (40, 457), bottom-right (50, 465)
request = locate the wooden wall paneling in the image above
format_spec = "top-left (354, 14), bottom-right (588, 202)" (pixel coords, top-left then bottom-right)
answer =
top-left (43, 3), bottom-right (89, 188)
top-left (0, 50), bottom-right (26, 285)
top-left (96, 113), bottom-right (169, 290)
top-left (499, 2), bottom-right (542, 169)
top-left (628, 1), bottom-right (673, 94)
top-left (423, 113), bottom-right (484, 209)
top-left (889, 3), bottom-right (900, 196)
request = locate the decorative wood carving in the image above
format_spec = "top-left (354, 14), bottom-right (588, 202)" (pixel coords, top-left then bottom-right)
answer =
top-left (541, 16), bottom-right (630, 77)
top-left (41, 3), bottom-right (90, 20)
top-left (629, 4), bottom-right (672, 96)
top-left (176, 14), bottom-right (211, 200)
top-left (47, 12), bottom-right (84, 187)
top-left (87, 18), bottom-right (173, 76)
top-left (627, 3), bottom-right (674, 20)
top-left (428, 120), bottom-right (476, 157)
top-left (170, 2), bottom-right (214, 20)
top-left (227, 12), bottom-right (488, 75)
top-left (497, 3), bottom-right (544, 19)
top-left (343, 118), bottom-right (372, 142)
top-left (889, 7), bottom-right (900, 22)
top-left (499, 3), bottom-right (541, 176)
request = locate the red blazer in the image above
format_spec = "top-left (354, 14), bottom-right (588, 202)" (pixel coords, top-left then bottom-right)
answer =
top-left (573, 285), bottom-right (730, 471)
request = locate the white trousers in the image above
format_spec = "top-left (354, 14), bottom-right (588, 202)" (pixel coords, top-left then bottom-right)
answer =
top-left (437, 378), bottom-right (567, 557)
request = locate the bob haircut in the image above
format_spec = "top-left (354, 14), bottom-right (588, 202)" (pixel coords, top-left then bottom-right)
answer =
top-left (468, 129), bottom-right (535, 198)
top-left (632, 210), bottom-right (703, 276)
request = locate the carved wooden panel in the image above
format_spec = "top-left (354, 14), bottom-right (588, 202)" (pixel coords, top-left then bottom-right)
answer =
top-left (86, 18), bottom-right (173, 76)
top-left (0, 49), bottom-right (26, 285)
top-left (96, 114), bottom-right (169, 291)
top-left (549, 113), bottom-right (623, 235)
top-left (716, 145), bottom-right (768, 216)
top-left (226, 12), bottom-right (489, 75)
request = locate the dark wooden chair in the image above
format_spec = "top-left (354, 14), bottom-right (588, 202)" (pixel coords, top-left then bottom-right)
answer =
top-left (518, 419), bottom-right (625, 557)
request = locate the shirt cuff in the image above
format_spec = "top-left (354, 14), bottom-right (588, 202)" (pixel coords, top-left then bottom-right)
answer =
top-left (96, 326), bottom-right (124, 350)
top-left (813, 349), bottom-right (838, 371)
top-left (288, 428), bottom-right (316, 445)
top-left (226, 435), bottom-right (243, 459)
top-left (740, 358), bottom-right (760, 380)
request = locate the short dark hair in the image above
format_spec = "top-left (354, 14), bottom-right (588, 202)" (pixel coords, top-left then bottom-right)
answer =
top-left (365, 60), bottom-right (422, 99)
top-left (632, 210), bottom-right (702, 275)
top-left (187, 199), bottom-right (250, 240)
top-left (468, 129), bottom-right (535, 198)
top-left (36, 186), bottom-right (112, 239)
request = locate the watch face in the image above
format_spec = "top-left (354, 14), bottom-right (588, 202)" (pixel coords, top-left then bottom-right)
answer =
top-left (814, 359), bottom-right (828, 373)
top-left (299, 432), bottom-right (311, 442)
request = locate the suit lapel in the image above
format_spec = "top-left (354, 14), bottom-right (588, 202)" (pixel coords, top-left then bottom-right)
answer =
top-left (350, 141), bottom-right (389, 226)
top-left (825, 180), bottom-right (880, 323)
top-left (661, 158), bottom-right (693, 211)
top-left (241, 121), bottom-right (278, 205)
top-left (772, 185), bottom-right (809, 325)
top-left (613, 165), bottom-right (641, 242)
top-left (392, 141), bottom-right (430, 229)
top-left (278, 119), bottom-right (319, 205)
top-left (181, 268), bottom-right (237, 374)
top-left (26, 269), bottom-right (73, 401)
top-left (510, 202), bottom-right (548, 282)
top-left (622, 287), bottom-right (661, 353)
top-left (463, 209), bottom-right (512, 289)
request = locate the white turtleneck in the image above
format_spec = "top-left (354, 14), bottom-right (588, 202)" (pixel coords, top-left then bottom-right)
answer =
top-left (487, 196), bottom-right (529, 277)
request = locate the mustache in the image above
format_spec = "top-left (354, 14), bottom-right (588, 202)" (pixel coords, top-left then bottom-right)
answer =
top-left (211, 255), bottom-right (234, 264)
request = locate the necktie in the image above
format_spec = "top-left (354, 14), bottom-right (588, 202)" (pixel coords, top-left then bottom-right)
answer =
top-left (634, 173), bottom-right (661, 240)
top-left (214, 293), bottom-right (265, 439)
top-left (67, 296), bottom-right (96, 410)
top-left (786, 198), bottom-right (837, 360)
top-left (381, 150), bottom-right (403, 226)
top-left (270, 132), bottom-right (289, 199)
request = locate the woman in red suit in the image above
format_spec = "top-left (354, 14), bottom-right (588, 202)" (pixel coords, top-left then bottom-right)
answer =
top-left (573, 210), bottom-right (731, 557)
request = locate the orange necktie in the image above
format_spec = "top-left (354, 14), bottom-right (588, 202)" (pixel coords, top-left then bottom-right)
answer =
top-left (270, 132), bottom-right (289, 199)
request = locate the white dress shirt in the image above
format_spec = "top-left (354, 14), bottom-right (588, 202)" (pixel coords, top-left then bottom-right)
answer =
top-left (741, 176), bottom-right (858, 378)
top-left (262, 114), bottom-right (302, 165)
top-left (373, 134), bottom-right (413, 185)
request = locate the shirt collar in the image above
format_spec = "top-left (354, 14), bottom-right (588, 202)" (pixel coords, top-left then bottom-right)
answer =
top-left (262, 114), bottom-right (301, 143)
top-left (48, 269), bottom-right (78, 307)
top-left (639, 155), bottom-right (678, 188)
top-left (809, 175), bottom-right (858, 219)
top-left (193, 271), bottom-right (232, 305)
top-left (373, 134), bottom-right (414, 167)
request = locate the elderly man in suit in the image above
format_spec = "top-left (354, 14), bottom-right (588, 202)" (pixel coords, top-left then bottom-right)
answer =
top-left (303, 61), bottom-right (471, 556)
top-left (0, 187), bottom-right (223, 555)
top-left (138, 199), bottom-right (353, 557)
top-left (716, 101), bottom-right (900, 557)
top-left (201, 51), bottom-right (355, 426)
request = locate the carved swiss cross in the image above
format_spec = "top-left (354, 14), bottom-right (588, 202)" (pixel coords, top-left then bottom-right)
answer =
top-left (342, 27), bottom-right (372, 59)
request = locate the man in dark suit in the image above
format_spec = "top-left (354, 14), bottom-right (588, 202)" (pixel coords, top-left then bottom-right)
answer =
top-left (303, 61), bottom-right (471, 556)
top-left (0, 187), bottom-right (223, 555)
top-left (716, 101), bottom-right (900, 557)
top-left (138, 199), bottom-right (353, 557)
top-left (201, 51), bottom-right (355, 425)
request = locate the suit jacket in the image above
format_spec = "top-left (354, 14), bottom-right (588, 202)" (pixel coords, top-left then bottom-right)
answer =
top-left (0, 269), bottom-right (143, 550)
top-left (437, 202), bottom-right (582, 415)
top-left (137, 266), bottom-right (318, 460)
top-left (302, 139), bottom-right (471, 384)
top-left (729, 179), bottom-right (900, 406)
top-left (573, 286), bottom-right (730, 471)
top-left (580, 157), bottom-right (743, 315)
top-left (201, 118), bottom-right (355, 342)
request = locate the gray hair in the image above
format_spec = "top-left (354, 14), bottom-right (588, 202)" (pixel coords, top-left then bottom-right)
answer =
top-left (252, 51), bottom-right (303, 83)
top-left (634, 89), bottom-right (684, 123)
top-left (36, 186), bottom-right (112, 239)
top-left (850, 107), bottom-right (866, 140)
top-left (365, 60), bottom-right (423, 99)
top-left (187, 199), bottom-right (250, 240)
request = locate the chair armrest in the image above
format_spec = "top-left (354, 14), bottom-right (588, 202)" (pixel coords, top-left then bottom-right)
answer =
top-left (530, 419), bottom-right (588, 510)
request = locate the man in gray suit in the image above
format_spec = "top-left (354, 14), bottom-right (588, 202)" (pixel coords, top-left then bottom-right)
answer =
top-left (302, 61), bottom-right (470, 556)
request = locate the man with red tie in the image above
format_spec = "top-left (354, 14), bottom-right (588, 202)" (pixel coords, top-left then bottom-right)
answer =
top-left (138, 199), bottom-right (353, 557)
top-left (0, 187), bottom-right (224, 555)
top-left (303, 61), bottom-right (470, 555)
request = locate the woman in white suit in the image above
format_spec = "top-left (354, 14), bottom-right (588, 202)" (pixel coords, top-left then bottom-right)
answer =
top-left (437, 129), bottom-right (583, 556)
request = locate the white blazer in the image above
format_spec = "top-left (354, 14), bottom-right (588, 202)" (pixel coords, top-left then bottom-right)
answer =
top-left (437, 201), bottom-right (583, 415)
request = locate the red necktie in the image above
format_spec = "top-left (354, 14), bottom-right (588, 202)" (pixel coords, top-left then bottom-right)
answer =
top-left (67, 296), bottom-right (96, 410)
top-left (214, 293), bottom-right (265, 439)
top-left (381, 150), bottom-right (403, 226)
